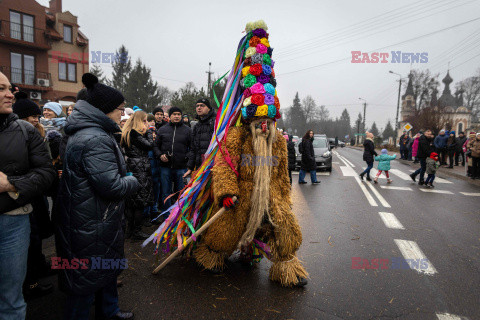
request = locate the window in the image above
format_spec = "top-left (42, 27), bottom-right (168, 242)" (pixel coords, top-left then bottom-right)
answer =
top-left (59, 62), bottom-right (76, 82)
top-left (458, 122), bottom-right (463, 133)
top-left (63, 25), bottom-right (72, 43)
top-left (11, 52), bottom-right (35, 85)
top-left (10, 11), bottom-right (34, 42)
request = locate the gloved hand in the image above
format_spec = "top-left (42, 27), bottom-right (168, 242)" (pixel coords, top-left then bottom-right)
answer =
top-left (222, 196), bottom-right (236, 209)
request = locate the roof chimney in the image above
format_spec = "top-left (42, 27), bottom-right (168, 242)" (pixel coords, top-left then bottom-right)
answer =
top-left (49, 0), bottom-right (62, 13)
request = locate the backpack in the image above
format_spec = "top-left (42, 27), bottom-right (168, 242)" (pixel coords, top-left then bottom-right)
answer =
top-left (16, 119), bottom-right (30, 142)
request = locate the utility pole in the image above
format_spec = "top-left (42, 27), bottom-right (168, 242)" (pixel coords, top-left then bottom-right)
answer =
top-left (359, 97), bottom-right (367, 133)
top-left (205, 62), bottom-right (213, 97)
top-left (389, 71), bottom-right (402, 131)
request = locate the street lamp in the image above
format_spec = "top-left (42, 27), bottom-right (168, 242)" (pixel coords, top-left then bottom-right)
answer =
top-left (389, 71), bottom-right (402, 131)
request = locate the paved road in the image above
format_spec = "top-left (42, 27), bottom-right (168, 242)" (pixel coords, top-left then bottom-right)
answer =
top-left (27, 148), bottom-right (480, 320)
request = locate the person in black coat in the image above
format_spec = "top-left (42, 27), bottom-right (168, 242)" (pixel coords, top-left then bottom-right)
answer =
top-left (446, 131), bottom-right (457, 168)
top-left (298, 130), bottom-right (320, 184)
top-left (186, 99), bottom-right (216, 175)
top-left (287, 134), bottom-right (296, 185)
top-left (410, 129), bottom-right (434, 185)
top-left (0, 72), bottom-right (56, 319)
top-left (153, 106), bottom-right (167, 131)
top-left (359, 132), bottom-right (378, 181)
top-left (455, 132), bottom-right (467, 166)
top-left (121, 110), bottom-right (154, 240)
top-left (154, 106), bottom-right (192, 210)
top-left (55, 74), bottom-right (139, 320)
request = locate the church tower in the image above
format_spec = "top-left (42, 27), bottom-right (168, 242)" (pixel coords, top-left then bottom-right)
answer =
top-left (397, 73), bottom-right (416, 137)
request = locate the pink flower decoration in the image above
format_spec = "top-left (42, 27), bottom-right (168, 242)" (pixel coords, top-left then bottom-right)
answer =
top-left (243, 88), bottom-right (252, 98)
top-left (250, 83), bottom-right (266, 94)
top-left (256, 43), bottom-right (267, 54)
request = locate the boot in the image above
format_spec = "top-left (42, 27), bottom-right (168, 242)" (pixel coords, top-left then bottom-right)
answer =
top-left (108, 311), bottom-right (134, 319)
top-left (366, 176), bottom-right (372, 181)
top-left (428, 182), bottom-right (434, 188)
top-left (131, 230), bottom-right (149, 241)
top-left (359, 173), bottom-right (364, 180)
top-left (409, 173), bottom-right (416, 182)
top-left (24, 282), bottom-right (54, 299)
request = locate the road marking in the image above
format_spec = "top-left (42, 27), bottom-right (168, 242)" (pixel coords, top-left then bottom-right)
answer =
top-left (380, 186), bottom-right (413, 191)
top-left (336, 154), bottom-right (350, 167)
top-left (460, 192), bottom-right (480, 196)
top-left (354, 176), bottom-right (378, 207)
top-left (365, 181), bottom-right (391, 207)
top-left (317, 172), bottom-right (331, 176)
top-left (340, 166), bottom-right (357, 176)
top-left (333, 161), bottom-right (340, 164)
top-left (394, 239), bottom-right (437, 275)
top-left (420, 189), bottom-right (454, 194)
top-left (340, 155), bottom-right (355, 167)
top-left (408, 170), bottom-right (451, 184)
top-left (389, 169), bottom-right (413, 181)
top-left (436, 313), bottom-right (469, 320)
top-left (334, 152), bottom-right (355, 167)
top-left (378, 212), bottom-right (405, 229)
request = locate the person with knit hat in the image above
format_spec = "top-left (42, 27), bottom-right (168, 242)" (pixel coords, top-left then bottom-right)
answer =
top-left (373, 149), bottom-right (396, 184)
top-left (359, 131), bottom-right (378, 181)
top-left (425, 152), bottom-right (440, 188)
top-left (125, 107), bottom-right (134, 118)
top-left (152, 106), bottom-right (167, 131)
top-left (55, 73), bottom-right (139, 320)
top-left (455, 132), bottom-right (467, 166)
top-left (467, 132), bottom-right (480, 179)
top-left (13, 92), bottom-right (45, 137)
top-left (464, 132), bottom-right (476, 177)
top-left (40, 101), bottom-right (66, 135)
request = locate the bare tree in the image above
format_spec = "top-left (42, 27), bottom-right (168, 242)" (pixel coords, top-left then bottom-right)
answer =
top-left (456, 68), bottom-right (480, 121)
top-left (403, 69), bottom-right (440, 111)
top-left (406, 106), bottom-right (451, 135)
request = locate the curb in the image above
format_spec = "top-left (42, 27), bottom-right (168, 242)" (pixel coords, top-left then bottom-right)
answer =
top-left (347, 147), bottom-right (480, 186)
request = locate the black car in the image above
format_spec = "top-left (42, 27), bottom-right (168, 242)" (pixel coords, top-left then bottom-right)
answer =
top-left (294, 135), bottom-right (332, 171)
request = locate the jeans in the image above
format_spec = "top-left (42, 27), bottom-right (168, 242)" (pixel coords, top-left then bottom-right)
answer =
top-left (299, 169), bottom-right (318, 183)
top-left (361, 161), bottom-right (374, 178)
top-left (0, 214), bottom-right (30, 320)
top-left (64, 278), bottom-right (119, 320)
top-left (425, 174), bottom-right (435, 184)
top-left (160, 167), bottom-right (187, 210)
top-left (413, 158), bottom-right (427, 181)
top-left (407, 148), bottom-right (413, 161)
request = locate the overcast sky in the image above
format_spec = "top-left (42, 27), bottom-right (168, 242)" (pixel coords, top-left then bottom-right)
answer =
top-left (38, 0), bottom-right (480, 131)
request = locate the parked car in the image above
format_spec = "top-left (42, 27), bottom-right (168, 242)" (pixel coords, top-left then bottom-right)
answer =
top-left (338, 141), bottom-right (345, 147)
top-left (328, 138), bottom-right (336, 149)
top-left (295, 135), bottom-right (332, 171)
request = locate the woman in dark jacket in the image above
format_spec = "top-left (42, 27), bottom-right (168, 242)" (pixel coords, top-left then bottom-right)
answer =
top-left (298, 130), bottom-right (320, 184)
top-left (55, 73), bottom-right (139, 320)
top-left (359, 132), bottom-right (378, 181)
top-left (446, 131), bottom-right (457, 168)
top-left (121, 110), bottom-right (154, 240)
top-left (287, 134), bottom-right (296, 185)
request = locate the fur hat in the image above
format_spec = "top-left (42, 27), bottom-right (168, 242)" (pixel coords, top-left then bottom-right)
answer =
top-left (12, 92), bottom-right (42, 119)
top-left (82, 73), bottom-right (125, 114)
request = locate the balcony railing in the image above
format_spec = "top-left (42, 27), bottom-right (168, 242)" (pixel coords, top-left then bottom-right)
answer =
top-left (0, 66), bottom-right (52, 88)
top-left (0, 20), bottom-right (51, 49)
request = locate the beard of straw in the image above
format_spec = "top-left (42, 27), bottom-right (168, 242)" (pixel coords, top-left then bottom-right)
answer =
top-left (239, 121), bottom-right (276, 247)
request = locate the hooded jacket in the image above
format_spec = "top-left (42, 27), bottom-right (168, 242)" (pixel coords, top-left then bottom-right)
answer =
top-left (374, 153), bottom-right (396, 171)
top-left (187, 109), bottom-right (216, 170)
top-left (55, 100), bottom-right (140, 295)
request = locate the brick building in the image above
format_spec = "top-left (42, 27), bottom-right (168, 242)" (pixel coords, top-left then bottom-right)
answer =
top-left (0, 0), bottom-right (88, 107)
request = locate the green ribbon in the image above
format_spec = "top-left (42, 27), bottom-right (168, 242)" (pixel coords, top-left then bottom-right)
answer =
top-left (181, 217), bottom-right (197, 241)
top-left (212, 70), bottom-right (229, 108)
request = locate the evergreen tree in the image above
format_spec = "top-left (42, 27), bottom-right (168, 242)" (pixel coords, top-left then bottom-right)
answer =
top-left (382, 120), bottom-right (396, 140)
top-left (287, 92), bottom-right (305, 135)
top-left (170, 82), bottom-right (207, 117)
top-left (108, 45), bottom-right (132, 94)
top-left (89, 64), bottom-right (105, 83)
top-left (370, 122), bottom-right (379, 136)
top-left (339, 108), bottom-right (352, 138)
top-left (124, 59), bottom-right (163, 113)
top-left (353, 113), bottom-right (363, 134)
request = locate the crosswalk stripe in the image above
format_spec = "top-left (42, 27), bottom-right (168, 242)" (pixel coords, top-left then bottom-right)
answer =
top-left (380, 186), bottom-right (412, 191)
top-left (378, 212), bottom-right (405, 229)
top-left (366, 182), bottom-right (391, 207)
top-left (340, 166), bottom-right (357, 176)
top-left (407, 170), bottom-right (452, 184)
top-left (420, 189), bottom-right (454, 194)
top-left (459, 192), bottom-right (480, 196)
top-left (389, 169), bottom-right (412, 181)
top-left (394, 239), bottom-right (437, 275)
top-left (436, 313), bottom-right (469, 320)
top-left (354, 176), bottom-right (378, 207)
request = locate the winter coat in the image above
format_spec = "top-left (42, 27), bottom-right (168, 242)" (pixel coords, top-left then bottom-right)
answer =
top-left (399, 135), bottom-right (410, 150)
top-left (469, 138), bottom-right (480, 158)
top-left (154, 121), bottom-right (192, 169)
top-left (456, 136), bottom-right (467, 152)
top-left (426, 157), bottom-right (440, 175)
top-left (187, 109), bottom-right (216, 170)
top-left (123, 130), bottom-right (154, 208)
top-left (362, 138), bottom-right (378, 163)
top-left (446, 136), bottom-right (457, 151)
top-left (0, 114), bottom-right (55, 215)
top-left (299, 138), bottom-right (317, 171)
top-left (155, 120), bottom-right (167, 131)
top-left (434, 134), bottom-right (447, 149)
top-left (55, 100), bottom-right (140, 295)
top-left (287, 140), bottom-right (296, 170)
top-left (416, 135), bottom-right (434, 159)
top-left (412, 137), bottom-right (420, 157)
top-left (374, 154), bottom-right (396, 171)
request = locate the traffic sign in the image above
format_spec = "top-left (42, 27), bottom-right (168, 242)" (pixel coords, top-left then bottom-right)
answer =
top-left (355, 133), bottom-right (366, 136)
top-left (403, 123), bottom-right (413, 131)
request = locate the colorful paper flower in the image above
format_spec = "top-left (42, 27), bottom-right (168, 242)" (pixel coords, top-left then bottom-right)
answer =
top-left (255, 105), bottom-right (268, 117)
top-left (245, 47), bottom-right (257, 58)
top-left (260, 38), bottom-right (270, 47)
top-left (245, 22), bottom-right (255, 33)
top-left (275, 108), bottom-right (281, 119)
top-left (267, 105), bottom-right (276, 118)
top-left (246, 105), bottom-right (257, 118)
top-left (257, 74), bottom-right (270, 84)
top-left (251, 53), bottom-right (263, 65)
top-left (274, 96), bottom-right (280, 109)
top-left (241, 66), bottom-right (251, 78)
top-left (254, 20), bottom-right (268, 31)
top-left (263, 54), bottom-right (272, 66)
top-left (249, 36), bottom-right (261, 47)
top-left (251, 94), bottom-right (265, 106)
top-left (271, 69), bottom-right (275, 78)
top-left (262, 65), bottom-right (272, 76)
top-left (271, 60), bottom-right (275, 68)
top-left (242, 107), bottom-right (248, 119)
top-left (243, 96), bottom-right (252, 107)
top-left (264, 83), bottom-right (275, 96)
top-left (243, 88), bottom-right (252, 98)
top-left (267, 47), bottom-right (273, 56)
top-left (252, 28), bottom-right (267, 38)
top-left (269, 77), bottom-right (277, 87)
top-left (250, 83), bottom-right (266, 94)
top-left (244, 57), bottom-right (252, 67)
top-left (256, 44), bottom-right (267, 54)
top-left (249, 64), bottom-right (263, 76)
top-left (244, 74), bottom-right (257, 88)
top-left (264, 94), bottom-right (274, 105)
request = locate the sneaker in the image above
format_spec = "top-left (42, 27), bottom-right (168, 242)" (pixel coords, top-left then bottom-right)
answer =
top-left (373, 178), bottom-right (378, 184)
top-left (428, 183), bottom-right (434, 188)
top-left (131, 231), bottom-right (149, 241)
top-left (299, 181), bottom-right (307, 184)
top-left (109, 311), bottom-right (134, 319)
top-left (366, 177), bottom-right (372, 181)
top-left (294, 277), bottom-right (308, 287)
top-left (409, 173), bottom-right (416, 182)
top-left (418, 180), bottom-right (424, 186)
top-left (24, 282), bottom-right (54, 299)
top-left (387, 179), bottom-right (392, 184)
top-left (312, 181), bottom-right (321, 184)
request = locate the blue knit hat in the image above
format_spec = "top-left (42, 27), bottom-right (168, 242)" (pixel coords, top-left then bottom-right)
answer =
top-left (381, 149), bottom-right (388, 155)
top-left (43, 102), bottom-right (63, 116)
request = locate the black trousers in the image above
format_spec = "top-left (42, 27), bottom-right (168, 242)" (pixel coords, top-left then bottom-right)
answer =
top-left (455, 151), bottom-right (465, 166)
top-left (472, 157), bottom-right (480, 178)
top-left (125, 207), bottom-right (144, 233)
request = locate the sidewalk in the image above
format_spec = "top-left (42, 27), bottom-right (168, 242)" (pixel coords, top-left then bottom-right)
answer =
top-left (348, 146), bottom-right (480, 186)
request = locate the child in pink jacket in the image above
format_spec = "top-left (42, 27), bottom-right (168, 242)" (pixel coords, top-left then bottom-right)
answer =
top-left (412, 133), bottom-right (420, 163)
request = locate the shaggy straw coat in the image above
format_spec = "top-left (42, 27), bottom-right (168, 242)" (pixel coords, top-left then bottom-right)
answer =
top-left (194, 126), bottom-right (308, 286)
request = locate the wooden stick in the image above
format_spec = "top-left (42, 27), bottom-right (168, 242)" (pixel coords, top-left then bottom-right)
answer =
top-left (152, 196), bottom-right (237, 274)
